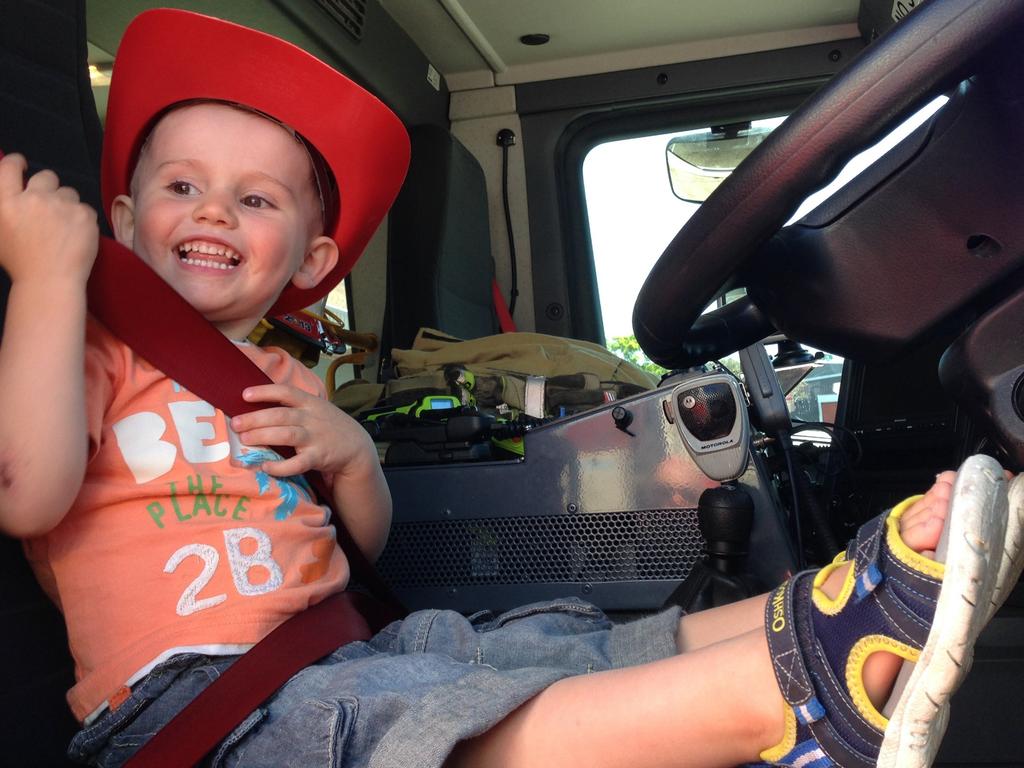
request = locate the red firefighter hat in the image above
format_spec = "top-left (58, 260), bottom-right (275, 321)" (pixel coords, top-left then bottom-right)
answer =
top-left (102, 8), bottom-right (410, 313)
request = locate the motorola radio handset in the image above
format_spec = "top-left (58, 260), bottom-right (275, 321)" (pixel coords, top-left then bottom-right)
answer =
top-left (668, 373), bottom-right (749, 481)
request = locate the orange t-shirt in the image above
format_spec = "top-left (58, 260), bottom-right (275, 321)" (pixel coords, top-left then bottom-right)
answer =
top-left (24, 318), bottom-right (349, 723)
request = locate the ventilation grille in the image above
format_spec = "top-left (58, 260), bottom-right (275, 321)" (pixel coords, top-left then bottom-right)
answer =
top-left (378, 509), bottom-right (703, 588)
top-left (314, 0), bottom-right (366, 41)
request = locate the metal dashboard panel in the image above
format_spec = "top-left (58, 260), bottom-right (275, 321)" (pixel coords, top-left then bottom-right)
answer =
top-left (377, 386), bottom-right (796, 612)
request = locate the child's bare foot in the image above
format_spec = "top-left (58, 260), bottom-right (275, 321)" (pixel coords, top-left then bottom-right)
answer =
top-left (897, 471), bottom-right (956, 557)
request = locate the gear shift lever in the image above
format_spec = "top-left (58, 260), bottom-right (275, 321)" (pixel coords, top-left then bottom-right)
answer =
top-left (663, 485), bottom-right (761, 611)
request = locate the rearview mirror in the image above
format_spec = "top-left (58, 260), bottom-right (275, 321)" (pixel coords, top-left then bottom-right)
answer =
top-left (665, 119), bottom-right (781, 203)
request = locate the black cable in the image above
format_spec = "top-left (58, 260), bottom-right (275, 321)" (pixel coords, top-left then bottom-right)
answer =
top-left (786, 422), bottom-right (847, 561)
top-left (779, 434), bottom-right (806, 570)
top-left (496, 129), bottom-right (519, 316)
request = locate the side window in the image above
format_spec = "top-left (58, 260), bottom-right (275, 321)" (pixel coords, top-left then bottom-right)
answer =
top-left (324, 282), bottom-right (351, 335)
top-left (312, 281), bottom-right (354, 388)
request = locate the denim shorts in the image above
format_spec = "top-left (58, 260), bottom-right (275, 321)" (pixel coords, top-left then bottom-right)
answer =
top-left (68, 598), bottom-right (682, 767)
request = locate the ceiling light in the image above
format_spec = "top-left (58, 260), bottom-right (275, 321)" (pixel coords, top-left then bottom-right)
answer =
top-left (519, 33), bottom-right (550, 46)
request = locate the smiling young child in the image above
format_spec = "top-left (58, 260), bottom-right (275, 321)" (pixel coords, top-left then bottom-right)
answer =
top-left (0, 9), bottom-right (1019, 768)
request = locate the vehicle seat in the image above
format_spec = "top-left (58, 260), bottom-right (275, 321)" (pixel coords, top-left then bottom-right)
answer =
top-left (382, 125), bottom-right (500, 362)
top-left (0, 0), bottom-right (104, 763)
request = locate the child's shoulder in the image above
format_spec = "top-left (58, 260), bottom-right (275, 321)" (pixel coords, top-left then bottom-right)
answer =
top-left (85, 313), bottom-right (121, 348)
top-left (83, 313), bottom-right (136, 388)
top-left (84, 313), bottom-right (132, 365)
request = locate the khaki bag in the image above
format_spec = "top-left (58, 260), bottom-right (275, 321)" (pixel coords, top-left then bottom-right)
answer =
top-left (332, 328), bottom-right (658, 418)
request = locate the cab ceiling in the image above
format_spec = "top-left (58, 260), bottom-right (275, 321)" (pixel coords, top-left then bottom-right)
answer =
top-left (87, 1), bottom-right (861, 93)
top-left (380, 0), bottom-right (861, 90)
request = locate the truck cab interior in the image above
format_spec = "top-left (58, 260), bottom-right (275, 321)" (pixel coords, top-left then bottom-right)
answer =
top-left (2, 0), bottom-right (1023, 764)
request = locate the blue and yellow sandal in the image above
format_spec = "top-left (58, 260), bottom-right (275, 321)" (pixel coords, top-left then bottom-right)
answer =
top-left (756, 454), bottom-right (1007, 768)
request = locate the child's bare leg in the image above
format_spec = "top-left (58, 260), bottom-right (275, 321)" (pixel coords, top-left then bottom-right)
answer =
top-left (448, 474), bottom-right (958, 768)
top-left (448, 625), bottom-right (783, 768)
top-left (675, 592), bottom-right (766, 652)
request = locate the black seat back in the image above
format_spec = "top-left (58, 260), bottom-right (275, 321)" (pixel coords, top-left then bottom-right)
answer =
top-left (383, 125), bottom-right (498, 361)
top-left (0, 0), bottom-right (104, 763)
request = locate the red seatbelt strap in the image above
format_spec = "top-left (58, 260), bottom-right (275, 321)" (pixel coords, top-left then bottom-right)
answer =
top-left (124, 592), bottom-right (371, 768)
top-left (88, 238), bottom-right (277, 425)
top-left (86, 236), bottom-right (403, 766)
top-left (491, 277), bottom-right (517, 333)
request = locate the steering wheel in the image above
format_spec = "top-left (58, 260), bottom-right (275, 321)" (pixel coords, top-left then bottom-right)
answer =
top-left (632, 0), bottom-right (1024, 370)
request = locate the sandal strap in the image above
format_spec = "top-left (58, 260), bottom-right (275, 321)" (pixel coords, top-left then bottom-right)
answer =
top-left (764, 575), bottom-right (886, 767)
top-left (846, 512), bottom-right (886, 592)
top-left (847, 509), bottom-right (941, 647)
top-left (765, 576), bottom-right (814, 706)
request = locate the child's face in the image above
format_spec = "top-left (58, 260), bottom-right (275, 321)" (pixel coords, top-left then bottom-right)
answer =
top-left (111, 102), bottom-right (338, 339)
